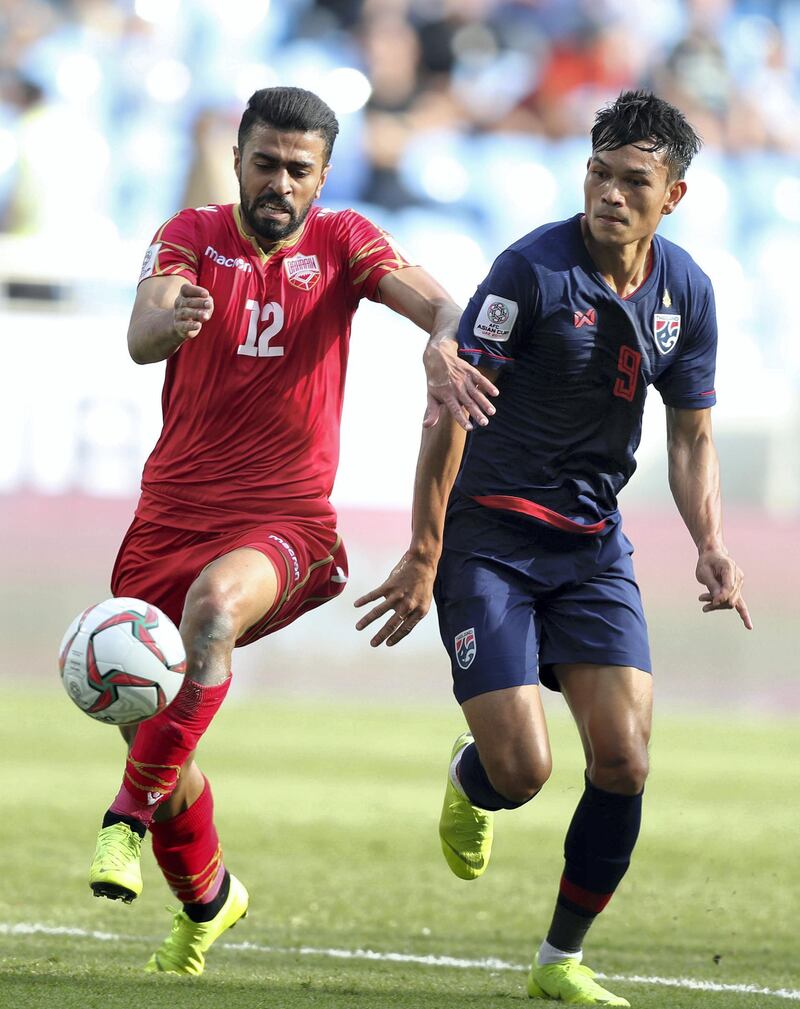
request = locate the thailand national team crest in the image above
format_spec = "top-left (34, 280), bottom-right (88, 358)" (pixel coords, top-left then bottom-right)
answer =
top-left (454, 627), bottom-right (477, 670)
top-left (285, 252), bottom-right (321, 291)
top-left (653, 313), bottom-right (681, 355)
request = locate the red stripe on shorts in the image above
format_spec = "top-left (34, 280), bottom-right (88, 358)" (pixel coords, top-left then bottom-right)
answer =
top-left (472, 495), bottom-right (607, 534)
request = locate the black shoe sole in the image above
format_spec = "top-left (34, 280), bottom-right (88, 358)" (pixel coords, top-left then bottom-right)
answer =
top-left (90, 882), bottom-right (138, 903)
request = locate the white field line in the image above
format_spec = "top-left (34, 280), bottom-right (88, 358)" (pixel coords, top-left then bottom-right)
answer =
top-left (2, 922), bottom-right (799, 1001)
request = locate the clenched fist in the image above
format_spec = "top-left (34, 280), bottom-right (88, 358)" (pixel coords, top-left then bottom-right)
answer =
top-left (173, 284), bottom-right (214, 340)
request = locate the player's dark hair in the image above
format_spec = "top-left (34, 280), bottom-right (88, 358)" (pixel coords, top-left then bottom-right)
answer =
top-left (591, 90), bottom-right (701, 180)
top-left (238, 87), bottom-right (339, 163)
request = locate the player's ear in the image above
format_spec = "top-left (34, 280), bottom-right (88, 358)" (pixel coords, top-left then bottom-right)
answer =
top-left (661, 178), bottom-right (687, 216)
top-left (233, 146), bottom-right (241, 177)
top-left (315, 163), bottom-right (331, 199)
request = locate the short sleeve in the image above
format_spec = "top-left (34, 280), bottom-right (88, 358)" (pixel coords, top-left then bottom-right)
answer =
top-left (337, 210), bottom-right (415, 302)
top-left (654, 281), bottom-right (718, 408)
top-left (137, 210), bottom-right (201, 287)
top-left (456, 250), bottom-right (538, 369)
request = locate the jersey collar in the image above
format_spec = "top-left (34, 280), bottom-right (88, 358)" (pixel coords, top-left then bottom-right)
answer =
top-left (233, 204), bottom-right (316, 262)
top-left (573, 213), bottom-right (660, 305)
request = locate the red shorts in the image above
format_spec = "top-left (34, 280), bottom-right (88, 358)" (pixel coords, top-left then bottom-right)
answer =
top-left (110, 515), bottom-right (349, 646)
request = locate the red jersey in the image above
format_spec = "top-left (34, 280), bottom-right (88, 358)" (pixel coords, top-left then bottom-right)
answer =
top-left (134, 204), bottom-right (412, 532)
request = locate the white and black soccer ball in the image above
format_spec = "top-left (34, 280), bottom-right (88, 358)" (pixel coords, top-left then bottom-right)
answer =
top-left (58, 597), bottom-right (186, 726)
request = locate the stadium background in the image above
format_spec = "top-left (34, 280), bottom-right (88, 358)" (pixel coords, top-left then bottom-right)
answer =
top-left (0, 0), bottom-right (797, 708)
top-left (1, 2), bottom-right (799, 1006)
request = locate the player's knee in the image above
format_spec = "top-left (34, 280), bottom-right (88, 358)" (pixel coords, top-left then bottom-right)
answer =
top-left (181, 582), bottom-right (241, 657)
top-left (487, 752), bottom-right (552, 805)
top-left (591, 748), bottom-right (649, 795)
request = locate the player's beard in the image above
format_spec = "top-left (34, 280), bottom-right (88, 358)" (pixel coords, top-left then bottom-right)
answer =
top-left (239, 187), bottom-right (314, 244)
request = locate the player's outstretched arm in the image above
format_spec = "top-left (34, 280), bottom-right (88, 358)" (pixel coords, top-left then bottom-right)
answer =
top-left (127, 277), bottom-right (214, 364)
top-left (377, 268), bottom-right (499, 432)
top-left (355, 411), bottom-right (467, 647)
top-left (666, 406), bottom-right (752, 629)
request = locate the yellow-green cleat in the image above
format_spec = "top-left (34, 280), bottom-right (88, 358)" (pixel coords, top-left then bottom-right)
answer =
top-left (528, 958), bottom-right (630, 1006)
top-left (89, 822), bottom-right (143, 903)
top-left (144, 874), bottom-right (249, 976)
top-left (438, 731), bottom-right (494, 880)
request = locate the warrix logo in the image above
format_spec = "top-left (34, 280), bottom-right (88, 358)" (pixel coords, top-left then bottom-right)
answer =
top-left (573, 308), bottom-right (596, 328)
top-left (204, 245), bottom-right (252, 272)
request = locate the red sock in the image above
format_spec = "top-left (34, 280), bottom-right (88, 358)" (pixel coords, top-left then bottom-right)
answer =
top-left (110, 676), bottom-right (231, 825)
top-left (150, 776), bottom-right (225, 904)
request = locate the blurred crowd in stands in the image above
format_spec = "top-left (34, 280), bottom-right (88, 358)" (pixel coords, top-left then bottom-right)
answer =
top-left (0, 0), bottom-right (798, 239)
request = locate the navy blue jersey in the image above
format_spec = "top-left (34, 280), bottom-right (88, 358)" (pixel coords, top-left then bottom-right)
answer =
top-left (454, 214), bottom-right (717, 531)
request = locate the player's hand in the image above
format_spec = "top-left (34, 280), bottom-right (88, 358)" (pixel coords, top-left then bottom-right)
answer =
top-left (422, 338), bottom-right (498, 432)
top-left (695, 548), bottom-right (752, 629)
top-left (354, 552), bottom-right (437, 647)
top-left (173, 284), bottom-right (214, 341)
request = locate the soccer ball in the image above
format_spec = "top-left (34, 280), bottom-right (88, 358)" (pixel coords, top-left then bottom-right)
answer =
top-left (58, 597), bottom-right (186, 726)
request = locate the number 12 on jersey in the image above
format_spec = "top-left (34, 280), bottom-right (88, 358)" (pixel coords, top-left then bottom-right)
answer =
top-left (237, 299), bottom-right (285, 357)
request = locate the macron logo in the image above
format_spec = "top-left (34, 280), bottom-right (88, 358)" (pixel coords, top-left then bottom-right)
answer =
top-left (205, 245), bottom-right (252, 272)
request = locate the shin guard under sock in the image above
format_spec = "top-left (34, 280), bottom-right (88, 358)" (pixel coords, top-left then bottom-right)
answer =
top-left (457, 741), bottom-right (531, 811)
top-left (546, 775), bottom-right (643, 953)
top-left (149, 775), bottom-right (226, 906)
top-left (110, 676), bottom-right (232, 826)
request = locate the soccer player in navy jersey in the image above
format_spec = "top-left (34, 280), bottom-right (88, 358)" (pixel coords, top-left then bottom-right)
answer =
top-left (357, 91), bottom-right (751, 1006)
top-left (86, 86), bottom-right (497, 977)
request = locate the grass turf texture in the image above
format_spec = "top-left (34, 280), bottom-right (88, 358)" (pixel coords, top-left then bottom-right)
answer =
top-left (1, 688), bottom-right (798, 1009)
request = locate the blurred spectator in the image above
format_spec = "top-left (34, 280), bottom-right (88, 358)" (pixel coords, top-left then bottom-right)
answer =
top-left (500, 17), bottom-right (647, 137)
top-left (181, 106), bottom-right (241, 209)
top-left (0, 0), bottom-right (796, 302)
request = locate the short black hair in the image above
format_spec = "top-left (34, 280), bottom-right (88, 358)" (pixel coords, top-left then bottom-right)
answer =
top-left (591, 90), bottom-right (701, 180)
top-left (238, 87), bottom-right (339, 163)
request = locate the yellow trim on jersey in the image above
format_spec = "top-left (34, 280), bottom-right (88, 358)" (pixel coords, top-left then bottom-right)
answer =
top-left (153, 264), bottom-right (195, 278)
top-left (233, 204), bottom-right (309, 263)
top-left (162, 240), bottom-right (198, 265)
top-left (153, 212), bottom-right (183, 244)
top-left (352, 257), bottom-right (408, 287)
top-left (349, 236), bottom-right (389, 267)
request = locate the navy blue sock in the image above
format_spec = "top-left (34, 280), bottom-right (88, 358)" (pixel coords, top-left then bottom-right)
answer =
top-left (457, 742), bottom-right (531, 811)
top-left (546, 775), bottom-right (643, 952)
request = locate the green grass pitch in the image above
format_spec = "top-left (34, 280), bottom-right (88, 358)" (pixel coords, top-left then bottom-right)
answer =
top-left (0, 688), bottom-right (798, 1009)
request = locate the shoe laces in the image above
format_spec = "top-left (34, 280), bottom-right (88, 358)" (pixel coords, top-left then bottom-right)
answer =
top-left (98, 826), bottom-right (140, 868)
top-left (167, 906), bottom-right (208, 943)
top-left (154, 907), bottom-right (205, 966)
top-left (448, 791), bottom-right (492, 842)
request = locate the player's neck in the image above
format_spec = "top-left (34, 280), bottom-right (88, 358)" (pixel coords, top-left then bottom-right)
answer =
top-left (581, 218), bottom-right (654, 299)
top-left (244, 224), bottom-right (301, 255)
top-left (236, 204), bottom-right (306, 256)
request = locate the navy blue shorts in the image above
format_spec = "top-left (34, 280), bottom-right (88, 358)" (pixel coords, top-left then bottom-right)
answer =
top-left (434, 505), bottom-right (651, 703)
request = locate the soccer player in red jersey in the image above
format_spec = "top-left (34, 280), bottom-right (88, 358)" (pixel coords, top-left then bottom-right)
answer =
top-left (88, 86), bottom-right (497, 976)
